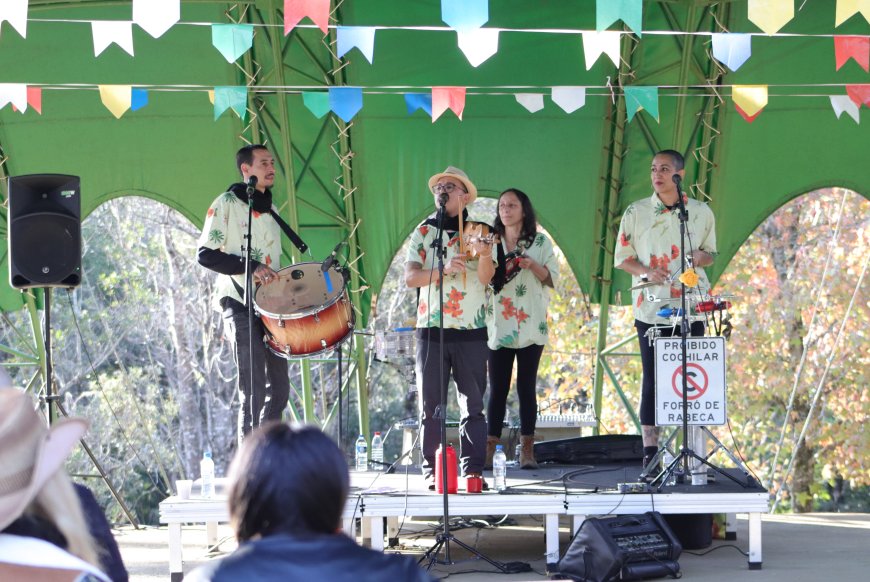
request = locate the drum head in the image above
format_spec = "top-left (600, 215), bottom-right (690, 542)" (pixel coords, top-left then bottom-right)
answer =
top-left (255, 263), bottom-right (345, 318)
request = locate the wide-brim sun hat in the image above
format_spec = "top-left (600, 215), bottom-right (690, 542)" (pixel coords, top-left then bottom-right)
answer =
top-left (0, 388), bottom-right (88, 531)
top-left (428, 166), bottom-right (478, 204)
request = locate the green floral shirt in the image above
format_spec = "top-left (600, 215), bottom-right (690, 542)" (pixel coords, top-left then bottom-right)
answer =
top-left (614, 192), bottom-right (717, 325)
top-left (406, 220), bottom-right (496, 330)
top-left (487, 232), bottom-right (559, 349)
top-left (197, 190), bottom-right (283, 311)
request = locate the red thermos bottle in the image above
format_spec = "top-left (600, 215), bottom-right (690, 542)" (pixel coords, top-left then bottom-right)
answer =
top-left (435, 444), bottom-right (458, 494)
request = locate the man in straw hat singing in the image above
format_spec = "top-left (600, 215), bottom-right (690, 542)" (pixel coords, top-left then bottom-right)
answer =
top-left (404, 166), bottom-right (495, 489)
top-left (0, 388), bottom-right (111, 581)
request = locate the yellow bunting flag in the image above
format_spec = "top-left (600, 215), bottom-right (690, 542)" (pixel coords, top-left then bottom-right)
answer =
top-left (836, 0), bottom-right (870, 26)
top-left (747, 0), bottom-right (794, 35)
top-left (208, 90), bottom-right (215, 104)
top-left (99, 85), bottom-right (132, 119)
top-left (732, 85), bottom-right (768, 121)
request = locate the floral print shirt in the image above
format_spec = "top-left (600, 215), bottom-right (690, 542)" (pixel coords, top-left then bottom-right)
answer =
top-left (614, 191), bottom-right (717, 325)
top-left (487, 232), bottom-right (559, 349)
top-left (197, 190), bottom-right (283, 311)
top-left (406, 219), bottom-right (496, 330)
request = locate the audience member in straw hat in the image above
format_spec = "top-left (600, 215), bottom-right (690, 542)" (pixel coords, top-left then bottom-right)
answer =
top-left (0, 387), bottom-right (111, 581)
top-left (188, 422), bottom-right (433, 582)
top-left (404, 166), bottom-right (496, 489)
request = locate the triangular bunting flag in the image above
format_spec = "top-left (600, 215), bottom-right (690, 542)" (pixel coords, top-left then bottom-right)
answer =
top-left (131, 88), bottom-right (148, 111)
top-left (92, 21), bottom-right (135, 57)
top-left (214, 86), bottom-right (248, 121)
top-left (442, 0), bottom-right (489, 31)
top-left (846, 84), bottom-right (870, 107)
top-left (711, 33), bottom-right (753, 72)
top-left (830, 95), bottom-right (860, 123)
top-left (133, 0), bottom-right (179, 39)
top-left (597, 0), bottom-right (643, 37)
top-left (515, 93), bottom-right (544, 113)
top-left (212, 24), bottom-right (255, 63)
top-left (0, 84), bottom-right (28, 112)
top-left (732, 85), bottom-right (768, 122)
top-left (336, 27), bottom-right (376, 64)
top-left (99, 85), bottom-right (132, 119)
top-left (582, 31), bottom-right (621, 70)
top-left (432, 87), bottom-right (466, 122)
top-left (329, 87), bottom-right (363, 123)
top-left (836, 0), bottom-right (870, 27)
top-left (551, 87), bottom-right (586, 113)
top-left (284, 0), bottom-right (330, 36)
top-left (748, 0), bottom-right (794, 35)
top-left (0, 0), bottom-right (28, 38)
top-left (27, 86), bottom-right (42, 114)
top-left (303, 92), bottom-right (330, 118)
top-left (457, 28), bottom-right (499, 67)
top-left (624, 86), bottom-right (658, 122)
top-left (834, 36), bottom-right (870, 72)
top-left (405, 93), bottom-right (433, 116)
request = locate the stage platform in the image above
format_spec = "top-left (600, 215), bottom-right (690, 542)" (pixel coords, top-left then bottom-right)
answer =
top-left (159, 461), bottom-right (768, 580)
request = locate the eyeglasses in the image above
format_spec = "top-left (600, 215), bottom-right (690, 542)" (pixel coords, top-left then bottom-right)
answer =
top-left (431, 182), bottom-right (466, 195)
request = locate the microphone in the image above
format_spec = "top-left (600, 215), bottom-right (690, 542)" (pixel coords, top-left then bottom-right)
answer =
top-left (671, 174), bottom-right (682, 186)
top-left (437, 192), bottom-right (449, 206)
top-left (246, 175), bottom-right (258, 195)
top-left (672, 174), bottom-right (688, 219)
top-left (321, 241), bottom-right (345, 272)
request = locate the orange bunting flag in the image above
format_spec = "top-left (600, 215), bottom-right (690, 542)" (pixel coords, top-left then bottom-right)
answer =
top-left (747, 0), bottom-right (794, 35)
top-left (284, 0), bottom-right (329, 36)
top-left (431, 87), bottom-right (466, 122)
top-left (835, 36), bottom-right (870, 72)
top-left (846, 84), bottom-right (870, 107)
top-left (732, 85), bottom-right (768, 123)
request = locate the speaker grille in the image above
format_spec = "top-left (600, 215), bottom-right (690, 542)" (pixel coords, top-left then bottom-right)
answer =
top-left (10, 213), bottom-right (81, 287)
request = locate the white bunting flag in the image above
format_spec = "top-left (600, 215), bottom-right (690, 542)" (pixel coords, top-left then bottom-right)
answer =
top-left (0, 84), bottom-right (28, 112)
top-left (92, 21), bottom-right (135, 57)
top-left (552, 86), bottom-right (586, 113)
top-left (830, 95), bottom-right (860, 123)
top-left (582, 31), bottom-right (621, 70)
top-left (515, 93), bottom-right (545, 113)
top-left (457, 28), bottom-right (499, 67)
top-left (0, 0), bottom-right (28, 38)
top-left (133, 0), bottom-right (180, 39)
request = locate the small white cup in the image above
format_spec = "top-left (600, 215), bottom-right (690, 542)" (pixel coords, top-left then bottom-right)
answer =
top-left (176, 479), bottom-right (193, 500)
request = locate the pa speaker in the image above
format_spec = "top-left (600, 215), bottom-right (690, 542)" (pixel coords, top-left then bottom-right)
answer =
top-left (7, 174), bottom-right (82, 289)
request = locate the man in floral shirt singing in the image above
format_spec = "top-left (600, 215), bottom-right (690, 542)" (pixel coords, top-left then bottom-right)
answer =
top-left (405, 167), bottom-right (495, 489)
top-left (614, 150), bottom-right (717, 474)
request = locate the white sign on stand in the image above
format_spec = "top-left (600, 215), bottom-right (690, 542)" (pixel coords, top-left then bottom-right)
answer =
top-left (655, 336), bottom-right (726, 426)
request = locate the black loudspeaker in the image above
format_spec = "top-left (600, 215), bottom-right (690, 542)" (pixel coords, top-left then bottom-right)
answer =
top-left (7, 174), bottom-right (82, 289)
top-left (556, 512), bottom-right (682, 582)
top-left (534, 434), bottom-right (643, 465)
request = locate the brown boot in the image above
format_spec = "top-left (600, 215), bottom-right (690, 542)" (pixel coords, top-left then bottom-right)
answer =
top-left (520, 434), bottom-right (538, 470)
top-left (484, 436), bottom-right (500, 470)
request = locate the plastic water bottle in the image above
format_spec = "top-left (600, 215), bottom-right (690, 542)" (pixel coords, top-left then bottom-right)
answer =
top-left (200, 451), bottom-right (215, 499)
top-left (493, 445), bottom-right (507, 491)
top-left (371, 431), bottom-right (384, 470)
top-left (355, 434), bottom-right (368, 472)
top-left (661, 450), bottom-right (677, 486)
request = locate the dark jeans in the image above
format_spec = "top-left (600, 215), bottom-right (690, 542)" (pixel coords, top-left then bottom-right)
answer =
top-left (635, 319), bottom-right (705, 425)
top-left (487, 344), bottom-right (545, 437)
top-left (416, 332), bottom-right (489, 477)
top-left (224, 309), bottom-right (290, 445)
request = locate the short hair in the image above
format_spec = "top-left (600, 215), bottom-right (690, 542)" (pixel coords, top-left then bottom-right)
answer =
top-left (236, 144), bottom-right (269, 175)
top-left (228, 423), bottom-right (349, 541)
top-left (655, 149), bottom-right (685, 171)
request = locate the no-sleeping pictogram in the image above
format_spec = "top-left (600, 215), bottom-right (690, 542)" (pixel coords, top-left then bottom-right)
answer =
top-left (672, 363), bottom-right (708, 400)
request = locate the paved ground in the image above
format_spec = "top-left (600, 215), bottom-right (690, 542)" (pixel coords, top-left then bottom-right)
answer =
top-left (118, 512), bottom-right (870, 581)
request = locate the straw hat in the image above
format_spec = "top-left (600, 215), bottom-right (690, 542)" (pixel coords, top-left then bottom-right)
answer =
top-left (428, 166), bottom-right (478, 204)
top-left (0, 388), bottom-right (88, 530)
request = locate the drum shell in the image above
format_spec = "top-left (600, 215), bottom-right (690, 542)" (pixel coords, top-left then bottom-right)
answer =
top-left (261, 296), bottom-right (353, 358)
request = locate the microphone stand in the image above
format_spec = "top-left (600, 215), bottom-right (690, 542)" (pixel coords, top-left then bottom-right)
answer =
top-left (420, 195), bottom-right (510, 574)
top-left (243, 178), bottom-right (257, 437)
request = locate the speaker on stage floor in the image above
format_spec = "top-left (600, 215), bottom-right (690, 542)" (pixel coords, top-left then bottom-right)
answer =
top-left (7, 174), bottom-right (82, 289)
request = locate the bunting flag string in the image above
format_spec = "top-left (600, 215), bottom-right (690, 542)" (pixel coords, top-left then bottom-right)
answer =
top-left (133, 0), bottom-right (179, 39)
top-left (834, 36), bottom-right (870, 72)
top-left (0, 0), bottom-right (28, 39)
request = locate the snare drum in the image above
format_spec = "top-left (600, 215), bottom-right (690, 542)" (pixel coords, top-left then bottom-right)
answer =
top-left (253, 263), bottom-right (354, 359)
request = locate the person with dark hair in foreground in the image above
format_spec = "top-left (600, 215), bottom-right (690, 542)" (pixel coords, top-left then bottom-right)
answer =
top-left (187, 423), bottom-right (434, 582)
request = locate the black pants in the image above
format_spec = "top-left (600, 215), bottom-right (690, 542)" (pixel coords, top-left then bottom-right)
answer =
top-left (224, 309), bottom-right (290, 446)
top-left (635, 319), bottom-right (705, 425)
top-left (487, 344), bottom-right (545, 437)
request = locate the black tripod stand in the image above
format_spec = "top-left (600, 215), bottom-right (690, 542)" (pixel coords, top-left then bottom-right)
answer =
top-left (417, 195), bottom-right (517, 574)
top-left (644, 176), bottom-right (758, 492)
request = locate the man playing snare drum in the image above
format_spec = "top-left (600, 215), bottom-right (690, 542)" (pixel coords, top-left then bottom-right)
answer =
top-left (197, 145), bottom-right (290, 445)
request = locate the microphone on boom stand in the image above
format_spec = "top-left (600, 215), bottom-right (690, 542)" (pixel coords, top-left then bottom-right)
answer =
top-left (246, 175), bottom-right (258, 195)
top-left (672, 174), bottom-right (688, 220)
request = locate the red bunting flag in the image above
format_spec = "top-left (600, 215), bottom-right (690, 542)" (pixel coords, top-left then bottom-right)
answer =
top-left (835, 36), bottom-right (870, 72)
top-left (846, 84), bottom-right (870, 107)
top-left (734, 103), bottom-right (762, 123)
top-left (27, 87), bottom-right (42, 114)
top-left (284, 0), bottom-right (329, 36)
top-left (432, 87), bottom-right (466, 122)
